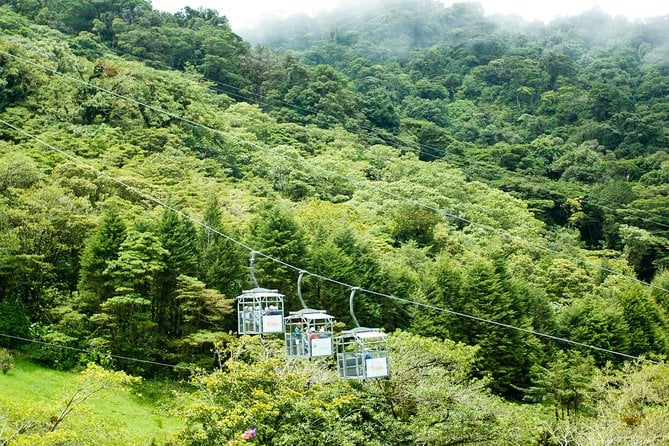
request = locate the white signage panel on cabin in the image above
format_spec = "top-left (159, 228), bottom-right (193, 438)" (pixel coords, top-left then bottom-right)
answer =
top-left (365, 357), bottom-right (388, 378)
top-left (310, 337), bottom-right (332, 356)
top-left (262, 315), bottom-right (283, 333)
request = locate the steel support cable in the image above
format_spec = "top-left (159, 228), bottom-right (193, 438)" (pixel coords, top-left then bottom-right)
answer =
top-left (1, 45), bottom-right (668, 292)
top-left (297, 270), bottom-right (308, 309)
top-left (103, 45), bottom-right (669, 227)
top-left (0, 118), bottom-right (666, 367)
top-left (0, 332), bottom-right (192, 370)
top-left (4, 45), bottom-right (667, 233)
top-left (349, 287), bottom-right (361, 328)
top-left (2, 107), bottom-right (664, 297)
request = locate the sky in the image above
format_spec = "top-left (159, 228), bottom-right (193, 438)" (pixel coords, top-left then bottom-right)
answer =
top-left (151, 0), bottom-right (669, 31)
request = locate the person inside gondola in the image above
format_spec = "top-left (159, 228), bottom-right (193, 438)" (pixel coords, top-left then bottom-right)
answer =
top-left (363, 348), bottom-right (372, 360)
top-left (294, 322), bottom-right (303, 355)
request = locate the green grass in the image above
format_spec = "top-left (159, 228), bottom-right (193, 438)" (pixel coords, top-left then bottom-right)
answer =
top-left (0, 357), bottom-right (184, 445)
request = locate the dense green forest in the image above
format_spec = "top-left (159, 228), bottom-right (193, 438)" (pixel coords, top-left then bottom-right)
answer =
top-left (0, 0), bottom-right (668, 444)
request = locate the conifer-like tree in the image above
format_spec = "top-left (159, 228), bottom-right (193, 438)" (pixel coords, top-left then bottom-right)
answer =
top-left (154, 209), bottom-right (198, 339)
top-left (198, 199), bottom-right (247, 302)
top-left (462, 260), bottom-right (540, 397)
top-left (248, 202), bottom-right (308, 308)
top-left (78, 208), bottom-right (127, 313)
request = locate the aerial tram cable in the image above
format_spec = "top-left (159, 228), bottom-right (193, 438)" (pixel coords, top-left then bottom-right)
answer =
top-left (1, 48), bottom-right (667, 295)
top-left (107, 47), bottom-right (669, 228)
top-left (0, 117), bottom-right (666, 368)
top-left (0, 332), bottom-right (192, 371)
top-left (89, 46), bottom-right (669, 229)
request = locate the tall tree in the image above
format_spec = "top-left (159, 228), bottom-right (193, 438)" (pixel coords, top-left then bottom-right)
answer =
top-left (461, 260), bottom-right (540, 397)
top-left (78, 208), bottom-right (127, 313)
top-left (247, 202), bottom-right (308, 308)
top-left (419, 254), bottom-right (464, 339)
top-left (153, 209), bottom-right (198, 339)
top-left (198, 198), bottom-right (247, 301)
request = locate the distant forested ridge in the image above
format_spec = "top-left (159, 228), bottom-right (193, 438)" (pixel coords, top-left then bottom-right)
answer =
top-left (243, 1), bottom-right (669, 272)
top-left (1, 0), bottom-right (669, 444)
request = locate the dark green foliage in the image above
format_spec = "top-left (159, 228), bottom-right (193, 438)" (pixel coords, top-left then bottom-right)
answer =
top-left (247, 202), bottom-right (308, 308)
top-left (362, 88), bottom-right (400, 130)
top-left (557, 296), bottom-right (632, 365)
top-left (419, 255), bottom-right (464, 339)
top-left (243, 1), bottom-right (669, 277)
top-left (616, 286), bottom-right (669, 357)
top-left (154, 209), bottom-right (199, 338)
top-left (198, 199), bottom-right (247, 301)
top-left (0, 299), bottom-right (30, 348)
top-left (459, 260), bottom-right (541, 397)
top-left (389, 203), bottom-right (441, 246)
top-left (78, 208), bottom-right (127, 312)
top-left (0, 347), bottom-right (13, 374)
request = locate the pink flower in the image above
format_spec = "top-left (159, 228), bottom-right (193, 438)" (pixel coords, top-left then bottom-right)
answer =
top-left (241, 428), bottom-right (256, 440)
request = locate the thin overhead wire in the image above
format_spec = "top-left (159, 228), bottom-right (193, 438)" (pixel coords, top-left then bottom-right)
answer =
top-left (108, 45), bottom-right (669, 229)
top-left (0, 332), bottom-right (192, 370)
top-left (1, 47), bottom-right (667, 295)
top-left (362, 292), bottom-right (666, 366)
top-left (1, 117), bottom-right (666, 368)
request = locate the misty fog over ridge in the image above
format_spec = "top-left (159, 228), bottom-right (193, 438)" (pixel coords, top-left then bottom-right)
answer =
top-left (238, 0), bottom-right (669, 62)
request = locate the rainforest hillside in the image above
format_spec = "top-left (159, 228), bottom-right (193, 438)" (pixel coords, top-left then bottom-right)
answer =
top-left (0, 1), bottom-right (668, 444)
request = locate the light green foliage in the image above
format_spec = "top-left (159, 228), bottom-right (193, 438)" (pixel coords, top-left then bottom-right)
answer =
top-left (105, 223), bottom-right (167, 297)
top-left (0, 152), bottom-right (43, 192)
top-left (384, 330), bottom-right (526, 445)
top-left (525, 351), bottom-right (597, 420)
top-left (0, 363), bottom-right (143, 445)
top-left (1, 4), bottom-right (669, 443)
top-left (547, 362), bottom-right (669, 445)
top-left (176, 331), bottom-right (535, 446)
top-left (175, 274), bottom-right (232, 333)
top-left (619, 224), bottom-right (669, 280)
top-left (388, 202), bottom-right (441, 247)
top-left (543, 258), bottom-right (594, 303)
top-left (176, 336), bottom-right (367, 446)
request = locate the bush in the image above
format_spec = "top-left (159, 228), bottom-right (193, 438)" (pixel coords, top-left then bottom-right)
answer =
top-left (0, 348), bottom-right (14, 374)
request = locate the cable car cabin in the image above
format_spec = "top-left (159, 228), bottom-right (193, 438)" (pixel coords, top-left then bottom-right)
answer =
top-left (237, 288), bottom-right (284, 335)
top-left (284, 309), bottom-right (335, 358)
top-left (335, 327), bottom-right (389, 379)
